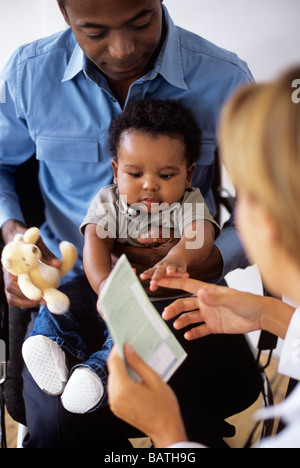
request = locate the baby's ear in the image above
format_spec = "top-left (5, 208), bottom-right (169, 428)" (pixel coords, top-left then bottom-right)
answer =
top-left (186, 163), bottom-right (196, 188)
top-left (111, 159), bottom-right (118, 184)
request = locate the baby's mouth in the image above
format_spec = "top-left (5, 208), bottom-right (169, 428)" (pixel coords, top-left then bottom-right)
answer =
top-left (140, 198), bottom-right (160, 207)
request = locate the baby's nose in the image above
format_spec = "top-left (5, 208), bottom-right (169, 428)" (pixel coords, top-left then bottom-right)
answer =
top-left (143, 177), bottom-right (159, 191)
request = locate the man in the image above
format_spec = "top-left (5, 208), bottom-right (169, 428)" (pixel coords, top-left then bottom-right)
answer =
top-left (0, 0), bottom-right (260, 447)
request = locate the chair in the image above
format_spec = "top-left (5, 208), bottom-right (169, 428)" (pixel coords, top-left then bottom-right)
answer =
top-left (0, 338), bottom-right (7, 448)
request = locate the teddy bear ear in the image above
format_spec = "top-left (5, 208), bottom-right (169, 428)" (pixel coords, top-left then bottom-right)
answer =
top-left (23, 227), bottom-right (40, 244)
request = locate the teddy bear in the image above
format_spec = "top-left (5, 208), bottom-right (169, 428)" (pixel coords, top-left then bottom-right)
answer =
top-left (1, 227), bottom-right (78, 314)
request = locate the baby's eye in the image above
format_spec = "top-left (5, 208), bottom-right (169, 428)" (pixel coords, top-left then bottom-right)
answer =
top-left (159, 173), bottom-right (174, 180)
top-left (129, 172), bottom-right (143, 178)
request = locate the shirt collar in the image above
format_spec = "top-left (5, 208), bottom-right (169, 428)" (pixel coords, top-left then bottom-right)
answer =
top-left (62, 6), bottom-right (188, 90)
top-left (62, 40), bottom-right (84, 82)
top-left (149, 6), bottom-right (188, 90)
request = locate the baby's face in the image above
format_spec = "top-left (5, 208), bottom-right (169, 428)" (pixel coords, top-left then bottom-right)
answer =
top-left (111, 131), bottom-right (195, 211)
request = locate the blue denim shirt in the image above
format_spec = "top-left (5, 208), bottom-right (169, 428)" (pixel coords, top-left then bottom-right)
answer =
top-left (0, 6), bottom-right (253, 280)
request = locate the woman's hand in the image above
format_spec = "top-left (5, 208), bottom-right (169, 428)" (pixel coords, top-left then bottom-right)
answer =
top-left (107, 344), bottom-right (188, 448)
top-left (159, 277), bottom-right (264, 340)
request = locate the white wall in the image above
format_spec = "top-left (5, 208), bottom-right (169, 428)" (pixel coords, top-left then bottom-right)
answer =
top-left (0, 0), bottom-right (65, 70)
top-left (1, 0), bottom-right (299, 80)
top-left (1, 0), bottom-right (299, 353)
top-left (164, 0), bottom-right (300, 82)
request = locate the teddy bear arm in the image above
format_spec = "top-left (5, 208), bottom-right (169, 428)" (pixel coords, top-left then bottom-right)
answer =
top-left (18, 274), bottom-right (43, 301)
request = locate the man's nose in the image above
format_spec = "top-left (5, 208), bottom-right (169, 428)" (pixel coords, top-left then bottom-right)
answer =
top-left (108, 32), bottom-right (135, 60)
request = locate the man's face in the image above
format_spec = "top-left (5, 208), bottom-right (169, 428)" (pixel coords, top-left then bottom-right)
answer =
top-left (61, 0), bottom-right (163, 83)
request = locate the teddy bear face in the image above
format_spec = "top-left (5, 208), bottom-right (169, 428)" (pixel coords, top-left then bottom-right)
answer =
top-left (2, 241), bottom-right (42, 276)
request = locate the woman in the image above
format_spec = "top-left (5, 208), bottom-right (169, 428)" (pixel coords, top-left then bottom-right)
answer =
top-left (107, 66), bottom-right (300, 448)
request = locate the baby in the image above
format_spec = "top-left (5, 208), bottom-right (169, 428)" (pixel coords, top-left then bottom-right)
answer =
top-left (83, 99), bottom-right (218, 295)
top-left (22, 99), bottom-right (219, 415)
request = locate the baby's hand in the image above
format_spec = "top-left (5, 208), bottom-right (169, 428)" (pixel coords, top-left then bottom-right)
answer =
top-left (140, 256), bottom-right (189, 292)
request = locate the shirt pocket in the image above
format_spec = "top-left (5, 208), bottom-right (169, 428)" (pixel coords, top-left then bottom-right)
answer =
top-left (36, 136), bottom-right (100, 189)
top-left (36, 136), bottom-right (99, 162)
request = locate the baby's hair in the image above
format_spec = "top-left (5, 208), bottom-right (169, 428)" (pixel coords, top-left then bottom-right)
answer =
top-left (108, 99), bottom-right (201, 166)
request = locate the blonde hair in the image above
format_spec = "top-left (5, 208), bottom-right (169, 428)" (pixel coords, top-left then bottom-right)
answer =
top-left (219, 67), bottom-right (300, 266)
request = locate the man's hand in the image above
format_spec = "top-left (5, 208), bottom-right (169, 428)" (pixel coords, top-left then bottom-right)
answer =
top-left (136, 226), bottom-right (174, 246)
top-left (1, 220), bottom-right (61, 309)
top-left (112, 241), bottom-right (224, 297)
top-left (111, 235), bottom-right (183, 297)
top-left (112, 234), bottom-right (180, 276)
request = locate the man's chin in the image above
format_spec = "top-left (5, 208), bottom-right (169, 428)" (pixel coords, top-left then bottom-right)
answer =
top-left (97, 58), bottom-right (149, 83)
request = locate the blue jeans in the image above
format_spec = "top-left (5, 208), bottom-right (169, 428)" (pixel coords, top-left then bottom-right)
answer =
top-left (29, 274), bottom-right (177, 411)
top-left (30, 274), bottom-right (113, 410)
